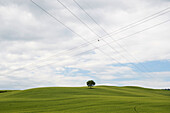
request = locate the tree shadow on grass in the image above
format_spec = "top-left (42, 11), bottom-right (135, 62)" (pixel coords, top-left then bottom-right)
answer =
top-left (87, 88), bottom-right (95, 89)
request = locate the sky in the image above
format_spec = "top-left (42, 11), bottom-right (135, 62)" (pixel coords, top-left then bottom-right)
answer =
top-left (0, 0), bottom-right (170, 90)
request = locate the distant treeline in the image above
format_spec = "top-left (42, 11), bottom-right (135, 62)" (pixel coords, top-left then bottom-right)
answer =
top-left (163, 89), bottom-right (170, 91)
top-left (0, 91), bottom-right (7, 93)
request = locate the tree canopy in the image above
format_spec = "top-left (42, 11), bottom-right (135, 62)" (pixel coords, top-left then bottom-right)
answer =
top-left (87, 80), bottom-right (95, 88)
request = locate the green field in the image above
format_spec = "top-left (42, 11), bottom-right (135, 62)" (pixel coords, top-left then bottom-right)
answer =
top-left (0, 86), bottom-right (170, 113)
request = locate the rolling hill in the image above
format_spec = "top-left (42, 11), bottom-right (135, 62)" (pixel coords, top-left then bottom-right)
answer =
top-left (0, 86), bottom-right (169, 113)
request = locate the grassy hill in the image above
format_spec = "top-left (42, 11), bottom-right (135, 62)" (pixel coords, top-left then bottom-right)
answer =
top-left (0, 86), bottom-right (170, 113)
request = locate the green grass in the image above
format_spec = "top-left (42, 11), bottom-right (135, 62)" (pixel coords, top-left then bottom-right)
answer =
top-left (0, 86), bottom-right (170, 113)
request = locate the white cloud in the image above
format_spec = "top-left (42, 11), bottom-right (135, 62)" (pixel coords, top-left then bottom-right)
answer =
top-left (115, 79), bottom-right (170, 89)
top-left (0, 0), bottom-right (170, 89)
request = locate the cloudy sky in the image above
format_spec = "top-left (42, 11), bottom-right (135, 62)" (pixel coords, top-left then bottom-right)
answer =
top-left (0, 0), bottom-right (170, 89)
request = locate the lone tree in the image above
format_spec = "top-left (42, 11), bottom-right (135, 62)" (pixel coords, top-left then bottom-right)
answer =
top-left (87, 80), bottom-right (95, 89)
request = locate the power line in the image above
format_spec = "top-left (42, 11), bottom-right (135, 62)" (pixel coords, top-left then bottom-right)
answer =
top-left (56, 0), bottom-right (153, 77)
top-left (1, 1), bottom-right (169, 76)
top-left (20, 19), bottom-right (170, 76)
top-left (116, 19), bottom-right (170, 41)
top-left (23, 19), bottom-right (170, 75)
top-left (19, 0), bottom-right (126, 71)
top-left (30, 0), bottom-right (124, 63)
top-left (9, 1), bottom-right (169, 70)
top-left (68, 6), bottom-right (170, 51)
top-left (1, 13), bottom-right (169, 76)
top-left (79, 0), bottom-right (170, 38)
top-left (27, 1), bottom-right (170, 67)
top-left (72, 0), bottom-right (157, 75)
